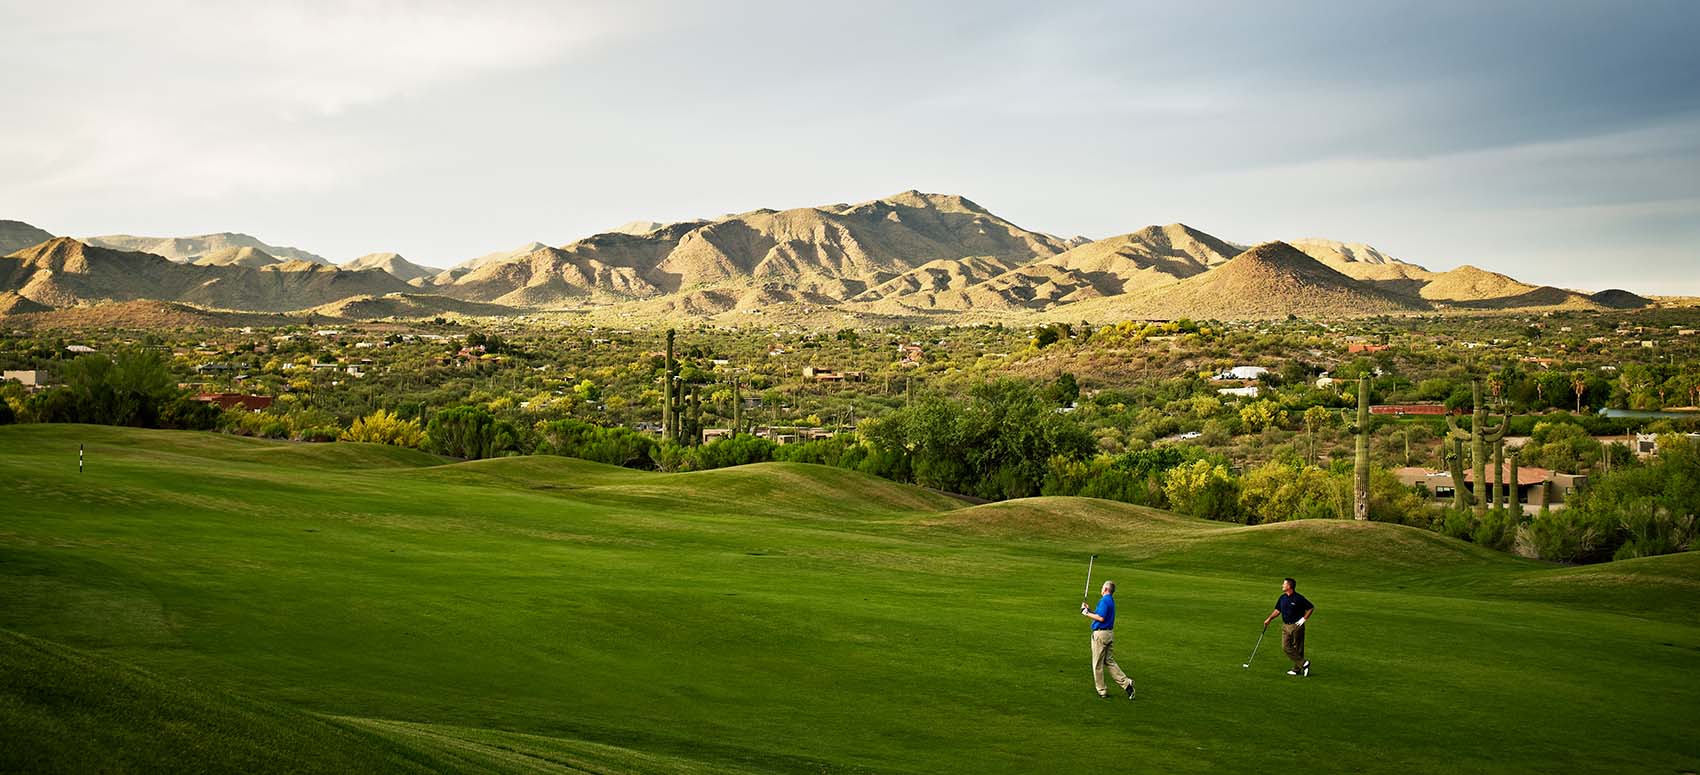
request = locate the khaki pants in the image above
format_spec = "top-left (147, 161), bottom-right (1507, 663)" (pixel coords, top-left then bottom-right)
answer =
top-left (1090, 629), bottom-right (1133, 697)
top-left (1281, 622), bottom-right (1306, 669)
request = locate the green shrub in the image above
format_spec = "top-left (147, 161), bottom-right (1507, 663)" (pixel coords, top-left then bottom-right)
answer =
top-left (536, 418), bottom-right (656, 469)
top-left (773, 435), bottom-right (861, 467)
top-left (159, 396), bottom-right (220, 431)
top-left (342, 409), bottom-right (425, 448)
top-left (1472, 507), bottom-right (1517, 552)
top-left (687, 434), bottom-right (776, 470)
top-left (1440, 508), bottom-right (1474, 541)
top-left (297, 426), bottom-right (340, 443)
top-left (426, 405), bottom-right (517, 459)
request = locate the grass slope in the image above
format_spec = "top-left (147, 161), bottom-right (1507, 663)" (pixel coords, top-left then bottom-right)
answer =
top-left (0, 629), bottom-right (442, 773)
top-left (1, 424), bottom-right (1697, 773)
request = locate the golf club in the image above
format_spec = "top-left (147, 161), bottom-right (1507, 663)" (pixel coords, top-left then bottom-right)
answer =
top-left (1241, 626), bottom-right (1267, 669)
top-left (1081, 554), bottom-right (1097, 605)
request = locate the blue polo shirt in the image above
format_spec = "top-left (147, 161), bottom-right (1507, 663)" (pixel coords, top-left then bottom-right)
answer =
top-left (1275, 592), bottom-right (1313, 624)
top-left (1091, 594), bottom-right (1115, 631)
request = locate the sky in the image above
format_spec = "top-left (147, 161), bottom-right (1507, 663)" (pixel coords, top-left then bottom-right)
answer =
top-left (2, 0), bottom-right (1697, 294)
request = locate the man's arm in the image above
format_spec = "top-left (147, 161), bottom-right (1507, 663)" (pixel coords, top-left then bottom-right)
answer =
top-left (1261, 608), bottom-right (1280, 629)
top-left (1297, 606), bottom-right (1315, 626)
top-left (1081, 602), bottom-right (1104, 622)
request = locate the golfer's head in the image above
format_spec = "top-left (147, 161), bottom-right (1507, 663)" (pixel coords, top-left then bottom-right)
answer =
top-left (1282, 577), bottom-right (1296, 594)
top-left (1101, 580), bottom-right (1115, 596)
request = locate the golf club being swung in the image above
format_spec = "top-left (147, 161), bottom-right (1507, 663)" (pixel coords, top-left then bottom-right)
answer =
top-left (1081, 554), bottom-right (1097, 606)
top-left (1241, 626), bottom-right (1267, 669)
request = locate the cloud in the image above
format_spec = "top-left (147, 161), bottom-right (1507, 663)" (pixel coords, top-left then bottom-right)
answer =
top-left (0, 1), bottom-right (628, 204)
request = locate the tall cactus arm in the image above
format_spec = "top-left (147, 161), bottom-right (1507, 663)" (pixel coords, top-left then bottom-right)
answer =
top-left (1483, 413), bottom-right (1511, 442)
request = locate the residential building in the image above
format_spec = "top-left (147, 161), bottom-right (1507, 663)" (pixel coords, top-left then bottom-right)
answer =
top-left (803, 367), bottom-right (866, 383)
top-left (1370, 404), bottom-right (1453, 416)
top-left (1394, 464), bottom-right (1587, 511)
top-left (1213, 366), bottom-right (1269, 381)
top-left (194, 393), bottom-right (274, 411)
top-left (2, 370), bottom-right (47, 388)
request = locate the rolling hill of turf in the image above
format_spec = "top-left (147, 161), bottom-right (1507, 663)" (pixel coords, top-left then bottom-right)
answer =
top-left (1, 424), bottom-right (1696, 773)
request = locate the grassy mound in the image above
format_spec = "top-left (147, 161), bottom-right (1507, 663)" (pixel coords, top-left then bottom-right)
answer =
top-left (1496, 551), bottom-right (1700, 624)
top-left (225, 441), bottom-right (446, 470)
top-left (588, 462), bottom-right (966, 519)
top-left (1159, 519), bottom-right (1529, 582)
top-left (0, 630), bottom-right (441, 773)
top-left (913, 496), bottom-right (1213, 544)
top-left (396, 453), bottom-right (646, 488)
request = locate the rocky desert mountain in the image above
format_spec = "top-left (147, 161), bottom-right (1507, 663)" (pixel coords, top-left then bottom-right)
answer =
top-left (2, 238), bottom-right (411, 311)
top-left (1414, 265), bottom-right (1606, 310)
top-left (340, 252), bottom-right (440, 283)
top-left (431, 241), bottom-right (552, 285)
top-left (1419, 264), bottom-right (1541, 301)
top-left (438, 191), bottom-right (1072, 306)
top-left (0, 290), bottom-right (51, 316)
top-left (0, 220), bottom-right (55, 255)
top-left (1061, 241), bottom-right (1429, 320)
top-left (1287, 238), bottom-right (1439, 296)
top-left (192, 246), bottom-right (281, 268)
top-left (84, 232), bottom-right (332, 265)
top-left (306, 293), bottom-right (519, 319)
top-left (607, 220), bottom-right (676, 236)
top-left (1590, 289), bottom-right (1653, 309)
top-left (0, 191), bottom-right (1659, 321)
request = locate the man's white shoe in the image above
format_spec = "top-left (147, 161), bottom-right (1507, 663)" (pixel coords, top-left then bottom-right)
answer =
top-left (1286, 669), bottom-right (1300, 676)
top-left (1302, 660), bottom-right (1311, 676)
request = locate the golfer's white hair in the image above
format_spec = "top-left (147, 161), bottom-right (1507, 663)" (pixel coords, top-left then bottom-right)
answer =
top-left (1102, 580), bottom-right (1116, 593)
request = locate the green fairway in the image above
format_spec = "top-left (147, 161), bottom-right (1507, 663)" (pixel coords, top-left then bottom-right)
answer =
top-left (2, 424), bottom-right (1697, 773)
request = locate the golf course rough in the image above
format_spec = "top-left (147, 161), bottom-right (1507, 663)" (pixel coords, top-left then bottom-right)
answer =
top-left (1, 424), bottom-right (1697, 773)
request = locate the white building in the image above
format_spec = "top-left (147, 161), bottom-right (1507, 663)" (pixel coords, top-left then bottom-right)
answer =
top-left (1214, 366), bottom-right (1269, 381)
top-left (3, 370), bottom-right (47, 388)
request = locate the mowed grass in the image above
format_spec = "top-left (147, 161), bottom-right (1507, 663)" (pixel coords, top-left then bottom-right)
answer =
top-left (1, 423), bottom-right (1697, 773)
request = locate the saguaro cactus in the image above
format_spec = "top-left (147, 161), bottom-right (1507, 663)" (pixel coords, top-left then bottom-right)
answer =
top-left (1346, 376), bottom-right (1370, 521)
top-left (1491, 436), bottom-right (1505, 509)
top-left (1507, 449), bottom-right (1520, 513)
top-left (689, 384), bottom-right (703, 445)
top-left (1448, 437), bottom-right (1471, 510)
top-left (662, 329), bottom-right (676, 442)
top-left (1446, 380), bottom-right (1510, 517)
top-left (731, 377), bottom-right (742, 435)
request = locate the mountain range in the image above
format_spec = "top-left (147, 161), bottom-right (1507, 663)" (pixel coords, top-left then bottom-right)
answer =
top-left (0, 192), bottom-right (1655, 322)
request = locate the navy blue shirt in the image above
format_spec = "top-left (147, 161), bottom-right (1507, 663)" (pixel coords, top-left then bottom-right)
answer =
top-left (1091, 594), bottom-right (1116, 631)
top-left (1275, 592), bottom-right (1313, 624)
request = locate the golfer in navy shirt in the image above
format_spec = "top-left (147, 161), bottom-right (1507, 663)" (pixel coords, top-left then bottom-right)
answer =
top-left (1081, 580), bottom-right (1135, 699)
top-left (1261, 577), bottom-right (1315, 676)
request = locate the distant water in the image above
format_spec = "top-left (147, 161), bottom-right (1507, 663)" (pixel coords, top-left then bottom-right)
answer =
top-left (1597, 408), bottom-right (1699, 420)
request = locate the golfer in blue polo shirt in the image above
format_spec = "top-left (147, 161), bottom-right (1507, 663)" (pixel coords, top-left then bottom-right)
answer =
top-left (1081, 580), bottom-right (1135, 699)
top-left (1261, 577), bottom-right (1315, 676)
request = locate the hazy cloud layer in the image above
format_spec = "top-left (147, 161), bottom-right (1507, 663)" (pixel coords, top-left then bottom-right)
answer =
top-left (2, 0), bottom-right (1695, 292)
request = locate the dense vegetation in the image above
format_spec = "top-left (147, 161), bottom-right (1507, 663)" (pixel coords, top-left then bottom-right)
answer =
top-left (3, 307), bottom-right (1697, 565)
